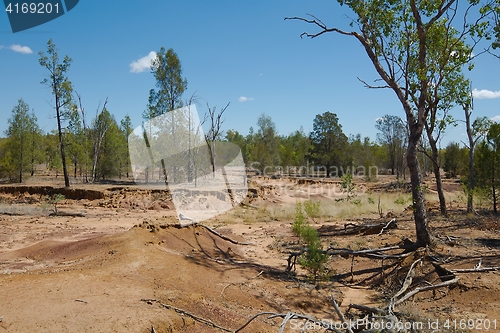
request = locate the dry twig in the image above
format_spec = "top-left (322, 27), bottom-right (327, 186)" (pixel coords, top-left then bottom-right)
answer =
top-left (331, 295), bottom-right (354, 333)
top-left (200, 224), bottom-right (254, 245)
top-left (141, 299), bottom-right (232, 332)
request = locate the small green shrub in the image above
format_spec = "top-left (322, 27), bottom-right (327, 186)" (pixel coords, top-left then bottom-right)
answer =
top-left (298, 229), bottom-right (328, 281)
top-left (367, 197), bottom-right (375, 204)
top-left (291, 201), bottom-right (328, 281)
top-left (394, 196), bottom-right (409, 205)
top-left (351, 199), bottom-right (362, 205)
top-left (304, 199), bottom-right (321, 221)
top-left (340, 173), bottom-right (356, 200)
top-left (292, 201), bottom-right (306, 240)
top-left (50, 194), bottom-right (65, 214)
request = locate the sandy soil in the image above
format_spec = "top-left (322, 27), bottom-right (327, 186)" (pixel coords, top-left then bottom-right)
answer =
top-left (0, 176), bottom-right (499, 332)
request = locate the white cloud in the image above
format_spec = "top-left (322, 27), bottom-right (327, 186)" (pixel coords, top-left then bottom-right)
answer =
top-left (472, 88), bottom-right (500, 99)
top-left (238, 96), bottom-right (254, 102)
top-left (0, 45), bottom-right (4, 50)
top-left (129, 51), bottom-right (156, 73)
top-left (9, 44), bottom-right (32, 54)
top-left (491, 115), bottom-right (500, 123)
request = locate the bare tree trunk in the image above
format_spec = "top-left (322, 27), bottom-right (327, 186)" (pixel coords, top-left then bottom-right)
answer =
top-left (55, 100), bottom-right (70, 188)
top-left (407, 128), bottom-right (431, 248)
top-left (19, 146), bottom-right (23, 183)
top-left (426, 132), bottom-right (447, 216)
top-left (31, 128), bottom-right (35, 177)
top-left (465, 107), bottom-right (475, 213)
top-left (432, 149), bottom-right (447, 216)
top-left (493, 159), bottom-right (498, 214)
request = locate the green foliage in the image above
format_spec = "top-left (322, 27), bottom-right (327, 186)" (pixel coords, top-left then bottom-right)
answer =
top-left (92, 109), bottom-right (127, 180)
top-left (375, 115), bottom-right (406, 177)
top-left (248, 114), bottom-right (279, 171)
top-left (291, 201), bottom-right (328, 281)
top-left (303, 199), bottom-right (321, 221)
top-left (4, 99), bottom-right (41, 183)
top-left (120, 115), bottom-right (133, 178)
top-left (145, 47), bottom-right (187, 119)
top-left (351, 199), bottom-right (362, 205)
top-left (444, 141), bottom-right (467, 178)
top-left (340, 173), bottom-right (355, 200)
top-left (475, 122), bottom-right (500, 213)
top-left (39, 38), bottom-right (74, 187)
top-left (292, 201), bottom-right (306, 239)
top-left (394, 196), bottom-right (410, 205)
top-left (49, 193), bottom-right (65, 213)
top-left (278, 128), bottom-right (312, 174)
top-left (309, 112), bottom-right (348, 176)
top-left (297, 230), bottom-right (328, 281)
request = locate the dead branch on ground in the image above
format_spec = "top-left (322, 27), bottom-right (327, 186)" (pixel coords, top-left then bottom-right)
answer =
top-left (235, 311), bottom-right (343, 333)
top-left (199, 224), bottom-right (254, 246)
top-left (377, 218), bottom-right (396, 236)
top-left (347, 303), bottom-right (386, 315)
top-left (318, 220), bottom-right (398, 236)
top-left (220, 271), bottom-right (263, 298)
top-left (286, 245), bottom-right (411, 272)
top-left (141, 298), bottom-right (233, 332)
top-left (331, 295), bottom-right (354, 333)
top-left (393, 276), bottom-right (459, 306)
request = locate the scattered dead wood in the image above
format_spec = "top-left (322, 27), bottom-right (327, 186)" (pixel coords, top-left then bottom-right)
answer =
top-left (75, 299), bottom-right (88, 304)
top-left (220, 271), bottom-right (263, 298)
top-left (286, 245), bottom-right (411, 272)
top-left (392, 259), bottom-right (421, 301)
top-left (331, 295), bottom-right (354, 333)
top-left (142, 298), bottom-right (344, 333)
top-left (347, 303), bottom-right (386, 315)
top-left (234, 311), bottom-right (343, 333)
top-left (173, 222), bottom-right (254, 245)
top-left (141, 298), bottom-right (233, 332)
top-left (393, 275), bottom-right (459, 306)
top-left (377, 218), bottom-right (396, 236)
top-left (390, 262), bottom-right (459, 308)
top-left (200, 224), bottom-right (254, 245)
top-left (318, 219), bottom-right (397, 236)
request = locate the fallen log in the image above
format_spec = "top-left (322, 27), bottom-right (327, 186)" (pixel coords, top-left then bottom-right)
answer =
top-left (318, 220), bottom-right (398, 236)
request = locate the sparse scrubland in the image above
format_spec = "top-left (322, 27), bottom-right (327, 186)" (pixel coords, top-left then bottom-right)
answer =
top-left (0, 174), bottom-right (498, 332)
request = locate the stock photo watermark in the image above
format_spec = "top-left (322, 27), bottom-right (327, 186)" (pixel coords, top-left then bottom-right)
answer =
top-left (247, 161), bottom-right (379, 180)
top-left (290, 317), bottom-right (498, 331)
top-left (3, 0), bottom-right (79, 32)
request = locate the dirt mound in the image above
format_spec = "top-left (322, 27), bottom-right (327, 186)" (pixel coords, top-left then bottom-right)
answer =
top-left (0, 224), bottom-right (331, 332)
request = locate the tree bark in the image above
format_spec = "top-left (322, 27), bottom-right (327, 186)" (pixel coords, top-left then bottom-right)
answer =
top-left (55, 94), bottom-right (70, 188)
top-left (407, 126), bottom-right (431, 248)
top-left (426, 132), bottom-right (447, 216)
top-left (465, 108), bottom-right (475, 213)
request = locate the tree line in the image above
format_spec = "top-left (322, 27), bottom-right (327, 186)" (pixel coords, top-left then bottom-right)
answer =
top-left (1, 8), bottom-right (500, 227)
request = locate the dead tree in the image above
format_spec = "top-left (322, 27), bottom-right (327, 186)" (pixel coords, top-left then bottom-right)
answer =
top-left (202, 102), bottom-right (230, 175)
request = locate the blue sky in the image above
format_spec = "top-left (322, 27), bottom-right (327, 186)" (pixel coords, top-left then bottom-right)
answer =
top-left (1, 0), bottom-right (499, 147)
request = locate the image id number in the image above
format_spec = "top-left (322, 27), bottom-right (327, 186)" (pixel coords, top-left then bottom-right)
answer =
top-left (6, 2), bottom-right (60, 14)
